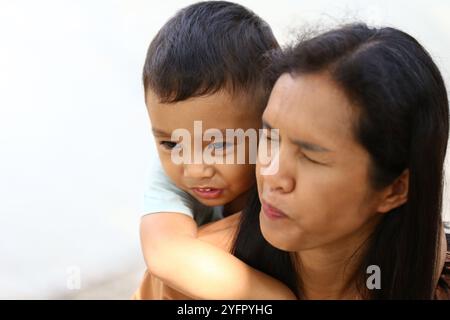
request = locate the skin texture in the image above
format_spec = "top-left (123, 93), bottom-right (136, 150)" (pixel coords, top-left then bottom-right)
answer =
top-left (135, 213), bottom-right (298, 300)
top-left (147, 89), bottom-right (261, 214)
top-left (135, 75), bottom-right (447, 300)
top-left (135, 213), bottom-right (447, 299)
top-left (138, 213), bottom-right (296, 299)
top-left (256, 72), bottom-right (410, 299)
top-left (139, 89), bottom-right (296, 299)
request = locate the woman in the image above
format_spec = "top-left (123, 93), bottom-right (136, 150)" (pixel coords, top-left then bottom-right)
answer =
top-left (133, 23), bottom-right (450, 299)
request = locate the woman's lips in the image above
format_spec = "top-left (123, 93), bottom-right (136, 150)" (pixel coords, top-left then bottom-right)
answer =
top-left (262, 201), bottom-right (287, 220)
top-left (191, 187), bottom-right (223, 199)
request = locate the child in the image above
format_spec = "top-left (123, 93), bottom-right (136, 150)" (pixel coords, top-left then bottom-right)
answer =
top-left (137, 1), bottom-right (295, 299)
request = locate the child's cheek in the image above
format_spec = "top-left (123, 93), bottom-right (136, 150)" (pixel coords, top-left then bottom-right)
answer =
top-left (160, 157), bottom-right (184, 187)
top-left (224, 164), bottom-right (256, 191)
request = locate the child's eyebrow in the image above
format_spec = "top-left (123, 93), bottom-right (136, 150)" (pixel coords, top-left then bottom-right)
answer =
top-left (151, 127), bottom-right (170, 137)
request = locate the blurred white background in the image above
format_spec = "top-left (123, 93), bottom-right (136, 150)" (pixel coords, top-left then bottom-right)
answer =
top-left (0, 0), bottom-right (449, 299)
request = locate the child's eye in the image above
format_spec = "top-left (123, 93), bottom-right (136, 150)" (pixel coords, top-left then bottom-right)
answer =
top-left (208, 141), bottom-right (233, 150)
top-left (159, 141), bottom-right (179, 150)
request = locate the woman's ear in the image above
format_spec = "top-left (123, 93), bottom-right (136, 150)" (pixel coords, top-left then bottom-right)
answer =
top-left (376, 169), bottom-right (409, 213)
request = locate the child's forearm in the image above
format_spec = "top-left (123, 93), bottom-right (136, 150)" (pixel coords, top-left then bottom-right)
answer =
top-left (140, 212), bottom-right (197, 277)
top-left (140, 215), bottom-right (295, 299)
top-left (156, 237), bottom-right (297, 300)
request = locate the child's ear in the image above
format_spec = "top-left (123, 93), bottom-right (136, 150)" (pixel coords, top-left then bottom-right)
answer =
top-left (376, 169), bottom-right (409, 213)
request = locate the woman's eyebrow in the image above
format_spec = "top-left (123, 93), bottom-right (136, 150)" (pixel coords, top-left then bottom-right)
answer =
top-left (263, 119), bottom-right (332, 153)
top-left (151, 127), bottom-right (170, 137)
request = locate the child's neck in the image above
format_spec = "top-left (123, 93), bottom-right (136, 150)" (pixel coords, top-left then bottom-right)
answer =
top-left (222, 187), bottom-right (254, 217)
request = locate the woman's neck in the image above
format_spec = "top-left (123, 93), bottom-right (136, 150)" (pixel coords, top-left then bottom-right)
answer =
top-left (296, 217), bottom-right (380, 299)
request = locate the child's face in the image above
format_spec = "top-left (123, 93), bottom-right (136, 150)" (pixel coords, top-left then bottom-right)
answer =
top-left (146, 89), bottom-right (262, 213)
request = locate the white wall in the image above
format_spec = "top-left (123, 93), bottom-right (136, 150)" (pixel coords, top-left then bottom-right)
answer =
top-left (0, 0), bottom-right (449, 299)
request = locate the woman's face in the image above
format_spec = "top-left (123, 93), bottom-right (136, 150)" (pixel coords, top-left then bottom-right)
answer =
top-left (256, 72), bottom-right (386, 252)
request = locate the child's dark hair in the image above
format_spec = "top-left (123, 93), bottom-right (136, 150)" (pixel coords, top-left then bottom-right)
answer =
top-left (142, 1), bottom-right (279, 108)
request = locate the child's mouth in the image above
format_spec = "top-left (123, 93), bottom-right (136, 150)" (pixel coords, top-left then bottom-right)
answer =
top-left (191, 187), bottom-right (223, 199)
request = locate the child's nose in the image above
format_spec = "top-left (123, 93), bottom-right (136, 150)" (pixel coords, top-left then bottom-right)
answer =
top-left (183, 163), bottom-right (215, 179)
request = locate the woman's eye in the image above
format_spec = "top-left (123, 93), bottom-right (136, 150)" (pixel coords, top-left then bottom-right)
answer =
top-left (300, 153), bottom-right (322, 165)
top-left (159, 141), bottom-right (179, 150)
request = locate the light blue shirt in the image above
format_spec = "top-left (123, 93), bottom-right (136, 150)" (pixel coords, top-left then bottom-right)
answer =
top-left (143, 153), bottom-right (223, 225)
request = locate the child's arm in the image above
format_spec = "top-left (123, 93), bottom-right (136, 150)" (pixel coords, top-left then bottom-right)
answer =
top-left (140, 213), bottom-right (296, 299)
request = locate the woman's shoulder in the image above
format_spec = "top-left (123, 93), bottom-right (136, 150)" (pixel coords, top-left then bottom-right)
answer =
top-left (196, 213), bottom-right (241, 252)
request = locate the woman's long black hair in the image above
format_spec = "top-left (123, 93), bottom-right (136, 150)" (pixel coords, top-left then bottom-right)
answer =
top-left (231, 23), bottom-right (449, 299)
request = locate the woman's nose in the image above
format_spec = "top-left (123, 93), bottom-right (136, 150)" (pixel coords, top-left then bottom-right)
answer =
top-left (263, 169), bottom-right (295, 194)
top-left (258, 147), bottom-right (295, 194)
